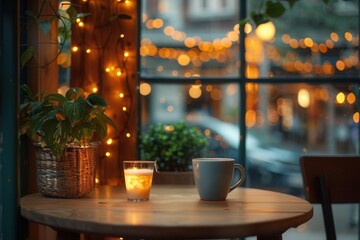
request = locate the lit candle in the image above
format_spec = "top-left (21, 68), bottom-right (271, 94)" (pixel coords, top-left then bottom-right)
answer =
top-left (124, 167), bottom-right (153, 201)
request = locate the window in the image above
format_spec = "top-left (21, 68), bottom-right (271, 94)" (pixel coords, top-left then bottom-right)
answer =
top-left (188, 0), bottom-right (238, 20)
top-left (138, 0), bottom-right (360, 197)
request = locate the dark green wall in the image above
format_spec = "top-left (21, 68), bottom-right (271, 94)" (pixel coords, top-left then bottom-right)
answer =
top-left (0, 0), bottom-right (20, 239)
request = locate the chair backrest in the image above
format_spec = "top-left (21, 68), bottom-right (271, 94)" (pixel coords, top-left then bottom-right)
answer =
top-left (300, 155), bottom-right (360, 240)
top-left (300, 155), bottom-right (360, 204)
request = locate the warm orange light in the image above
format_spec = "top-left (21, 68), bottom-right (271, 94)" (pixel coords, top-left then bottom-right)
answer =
top-left (325, 39), bottom-right (334, 49)
top-left (139, 82), bottom-right (151, 96)
top-left (282, 34), bottom-right (291, 44)
top-left (330, 32), bottom-right (339, 42)
top-left (319, 44), bottom-right (327, 53)
top-left (221, 38), bottom-right (232, 48)
top-left (122, 106), bottom-right (127, 111)
top-left (59, 1), bottom-right (71, 11)
top-left (57, 53), bottom-right (68, 65)
top-left (164, 26), bottom-right (175, 36)
top-left (298, 89), bottom-right (310, 108)
top-left (105, 152), bottom-right (111, 157)
top-left (244, 23), bottom-right (252, 34)
top-left (189, 85), bottom-right (202, 99)
top-left (164, 125), bottom-right (174, 132)
top-left (336, 60), bottom-right (345, 71)
top-left (184, 38), bottom-right (196, 48)
top-left (107, 138), bottom-right (113, 145)
top-left (119, 93), bottom-right (125, 98)
top-left (347, 92), bottom-right (356, 104)
top-left (304, 37), bottom-right (314, 48)
top-left (126, 133), bottom-right (131, 138)
top-left (255, 21), bottom-right (276, 42)
top-left (152, 18), bottom-right (164, 29)
top-left (245, 110), bottom-right (256, 128)
top-left (177, 54), bottom-right (191, 66)
top-left (227, 31), bottom-right (239, 42)
top-left (289, 39), bottom-right (299, 48)
top-left (86, 49), bottom-right (91, 54)
top-left (336, 92), bottom-right (346, 104)
top-left (72, 46), bottom-right (79, 52)
top-left (345, 32), bottom-right (353, 41)
top-left (353, 112), bottom-right (359, 123)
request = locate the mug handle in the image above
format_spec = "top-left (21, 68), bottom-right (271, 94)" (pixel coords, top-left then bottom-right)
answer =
top-left (229, 163), bottom-right (246, 192)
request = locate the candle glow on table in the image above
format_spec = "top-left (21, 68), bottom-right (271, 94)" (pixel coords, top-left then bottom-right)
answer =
top-left (124, 167), bottom-right (153, 201)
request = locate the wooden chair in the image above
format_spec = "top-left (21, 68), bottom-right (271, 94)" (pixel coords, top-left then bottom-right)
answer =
top-left (300, 155), bottom-right (360, 240)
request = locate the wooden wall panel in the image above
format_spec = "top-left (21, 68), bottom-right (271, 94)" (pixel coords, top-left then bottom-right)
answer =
top-left (23, 1), bottom-right (138, 239)
top-left (71, 0), bottom-right (138, 187)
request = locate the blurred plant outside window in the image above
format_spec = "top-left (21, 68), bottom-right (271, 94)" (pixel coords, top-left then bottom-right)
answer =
top-left (58, 0), bottom-right (72, 90)
top-left (138, 0), bottom-right (360, 195)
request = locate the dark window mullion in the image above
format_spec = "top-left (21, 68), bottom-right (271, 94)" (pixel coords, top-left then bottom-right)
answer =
top-left (238, 1), bottom-right (247, 169)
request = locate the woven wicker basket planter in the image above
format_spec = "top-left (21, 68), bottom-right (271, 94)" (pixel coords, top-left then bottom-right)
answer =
top-left (34, 142), bottom-right (98, 198)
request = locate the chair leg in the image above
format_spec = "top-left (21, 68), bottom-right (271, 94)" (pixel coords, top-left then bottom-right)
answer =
top-left (318, 176), bottom-right (337, 240)
top-left (57, 230), bottom-right (81, 240)
top-left (358, 204), bottom-right (360, 240)
top-left (257, 235), bottom-right (282, 240)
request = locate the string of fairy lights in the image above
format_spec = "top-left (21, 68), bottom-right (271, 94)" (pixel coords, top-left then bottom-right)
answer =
top-left (59, 0), bottom-right (133, 184)
top-left (140, 14), bottom-right (359, 77)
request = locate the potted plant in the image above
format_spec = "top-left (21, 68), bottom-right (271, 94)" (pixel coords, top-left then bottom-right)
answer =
top-left (140, 121), bottom-right (209, 184)
top-left (20, 84), bottom-right (116, 198)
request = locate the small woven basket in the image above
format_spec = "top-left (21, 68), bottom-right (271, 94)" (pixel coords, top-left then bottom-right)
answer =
top-left (34, 142), bottom-right (98, 198)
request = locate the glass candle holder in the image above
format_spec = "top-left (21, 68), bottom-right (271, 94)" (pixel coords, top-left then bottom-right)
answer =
top-left (123, 161), bottom-right (155, 201)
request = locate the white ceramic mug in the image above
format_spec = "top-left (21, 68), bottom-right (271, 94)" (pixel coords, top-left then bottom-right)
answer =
top-left (192, 158), bottom-right (246, 201)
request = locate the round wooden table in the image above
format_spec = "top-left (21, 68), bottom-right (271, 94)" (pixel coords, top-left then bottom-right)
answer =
top-left (21, 185), bottom-right (313, 240)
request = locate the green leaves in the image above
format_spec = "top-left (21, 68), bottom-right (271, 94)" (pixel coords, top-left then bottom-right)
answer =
top-left (65, 87), bottom-right (83, 100)
top-left (246, 0), bottom-right (328, 28)
top-left (21, 0), bottom-right (90, 68)
top-left (20, 85), bottom-right (117, 158)
top-left (38, 19), bottom-right (51, 35)
top-left (45, 93), bottom-right (68, 103)
top-left (265, 1), bottom-right (286, 18)
top-left (251, 13), bottom-right (270, 26)
top-left (140, 122), bottom-right (209, 172)
top-left (20, 46), bottom-right (35, 67)
top-left (286, 0), bottom-right (299, 8)
top-left (248, 0), bottom-right (289, 27)
top-left (87, 93), bottom-right (108, 107)
top-left (63, 100), bottom-right (87, 123)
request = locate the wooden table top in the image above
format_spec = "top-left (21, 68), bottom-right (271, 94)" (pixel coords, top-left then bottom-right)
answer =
top-left (21, 185), bottom-right (313, 239)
